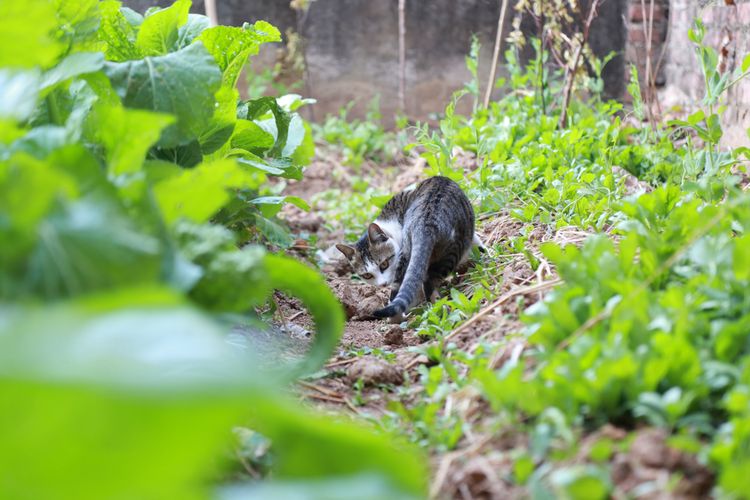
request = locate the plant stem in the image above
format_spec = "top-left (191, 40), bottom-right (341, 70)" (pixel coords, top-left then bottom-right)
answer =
top-left (638, 0), bottom-right (657, 129)
top-left (398, 0), bottom-right (407, 111)
top-left (204, 0), bottom-right (218, 26)
top-left (558, 0), bottom-right (600, 129)
top-left (483, 0), bottom-right (510, 108)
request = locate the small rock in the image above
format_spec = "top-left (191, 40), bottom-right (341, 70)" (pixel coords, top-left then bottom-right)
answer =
top-left (383, 325), bottom-right (404, 345)
top-left (347, 356), bottom-right (404, 386)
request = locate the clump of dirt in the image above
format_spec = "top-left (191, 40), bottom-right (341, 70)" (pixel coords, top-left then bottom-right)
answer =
top-left (383, 325), bottom-right (404, 345)
top-left (347, 356), bottom-right (404, 386)
top-left (328, 277), bottom-right (389, 320)
top-left (611, 428), bottom-right (714, 498)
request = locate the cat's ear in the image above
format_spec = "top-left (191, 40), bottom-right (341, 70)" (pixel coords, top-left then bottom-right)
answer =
top-left (367, 223), bottom-right (388, 243)
top-left (336, 243), bottom-right (356, 260)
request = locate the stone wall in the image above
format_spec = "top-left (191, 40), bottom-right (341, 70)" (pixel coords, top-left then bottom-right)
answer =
top-left (665, 0), bottom-right (750, 146)
top-left (125, 0), bottom-right (628, 123)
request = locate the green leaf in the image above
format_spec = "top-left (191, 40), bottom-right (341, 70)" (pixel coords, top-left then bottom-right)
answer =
top-left (251, 195), bottom-right (310, 218)
top-left (282, 114), bottom-right (308, 158)
top-left (152, 159), bottom-right (262, 224)
top-left (0, 292), bottom-right (270, 500)
top-left (0, 154), bottom-right (79, 269)
top-left (734, 234), bottom-right (750, 281)
top-left (25, 200), bottom-right (162, 298)
top-left (0, 0), bottom-right (63, 68)
top-left (231, 119), bottom-right (275, 153)
top-left (40, 52), bottom-right (105, 93)
top-left (0, 70), bottom-right (41, 122)
top-left (199, 86), bottom-right (238, 155)
top-left (150, 140), bottom-right (204, 168)
top-left (98, 0), bottom-right (141, 61)
top-left (53, 0), bottom-right (102, 52)
top-left (742, 53), bottom-right (750, 73)
top-left (174, 13), bottom-right (211, 50)
top-left (291, 121), bottom-right (315, 166)
top-left (104, 42), bottom-right (222, 147)
top-left (196, 21), bottom-right (281, 87)
top-left (246, 395), bottom-right (425, 495)
top-left (135, 0), bottom-right (190, 57)
top-left (238, 96), bottom-right (292, 157)
top-left (255, 215), bottom-right (294, 247)
top-left (707, 113), bottom-right (723, 144)
top-left (87, 103), bottom-right (174, 176)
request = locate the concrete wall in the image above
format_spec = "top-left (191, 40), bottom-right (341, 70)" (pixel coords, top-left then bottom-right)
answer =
top-left (665, 0), bottom-right (750, 147)
top-left (125, 0), bottom-right (628, 123)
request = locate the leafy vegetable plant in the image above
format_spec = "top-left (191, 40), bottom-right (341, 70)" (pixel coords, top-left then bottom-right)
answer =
top-left (0, 1), bottom-right (425, 498)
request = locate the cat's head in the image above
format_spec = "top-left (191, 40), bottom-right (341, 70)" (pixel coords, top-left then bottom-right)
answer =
top-left (336, 223), bottom-right (397, 286)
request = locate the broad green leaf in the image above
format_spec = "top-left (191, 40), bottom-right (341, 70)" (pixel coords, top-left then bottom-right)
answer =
top-left (239, 96), bottom-right (292, 157)
top-left (104, 42), bottom-right (222, 147)
top-left (290, 121), bottom-right (315, 166)
top-left (277, 93), bottom-right (317, 113)
top-left (231, 119), bottom-right (275, 153)
top-left (237, 155), bottom-right (286, 175)
top-left (135, 0), bottom-right (190, 57)
top-left (174, 13), bottom-right (211, 49)
top-left (282, 114), bottom-right (308, 157)
top-left (0, 0), bottom-right (63, 68)
top-left (152, 159), bottom-right (262, 224)
top-left (150, 140), bottom-right (204, 168)
top-left (707, 113), bottom-right (723, 144)
top-left (247, 396), bottom-right (425, 495)
top-left (0, 70), bottom-right (41, 122)
top-left (25, 200), bottom-right (162, 298)
top-left (252, 196), bottom-right (310, 218)
top-left (0, 292), bottom-right (268, 500)
top-left (98, 0), bottom-right (141, 61)
top-left (53, 0), bottom-right (102, 52)
top-left (196, 21), bottom-right (281, 87)
top-left (255, 215), bottom-right (294, 247)
top-left (742, 53), bottom-right (750, 73)
top-left (219, 475), bottom-right (420, 500)
top-left (87, 103), bottom-right (174, 176)
top-left (199, 86), bottom-right (238, 155)
top-left (40, 52), bottom-right (105, 93)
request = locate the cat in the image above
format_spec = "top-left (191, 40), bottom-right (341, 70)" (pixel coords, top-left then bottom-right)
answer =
top-left (336, 176), bottom-right (478, 319)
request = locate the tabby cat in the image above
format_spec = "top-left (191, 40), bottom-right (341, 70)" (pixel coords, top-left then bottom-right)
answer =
top-left (336, 176), bottom-right (477, 318)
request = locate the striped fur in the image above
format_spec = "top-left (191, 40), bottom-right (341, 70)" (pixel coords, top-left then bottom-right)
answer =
top-left (337, 176), bottom-right (475, 318)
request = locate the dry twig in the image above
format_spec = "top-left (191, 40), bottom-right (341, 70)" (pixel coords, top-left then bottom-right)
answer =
top-left (483, 0), bottom-right (511, 108)
top-left (398, 0), bottom-right (407, 111)
top-left (558, 0), bottom-right (601, 128)
top-left (204, 0), bottom-right (218, 26)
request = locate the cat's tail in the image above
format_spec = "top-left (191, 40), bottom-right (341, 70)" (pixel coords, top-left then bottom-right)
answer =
top-left (373, 234), bottom-right (433, 318)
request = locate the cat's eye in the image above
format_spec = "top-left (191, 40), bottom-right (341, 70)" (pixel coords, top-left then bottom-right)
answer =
top-left (379, 259), bottom-right (390, 272)
top-left (361, 273), bottom-right (374, 280)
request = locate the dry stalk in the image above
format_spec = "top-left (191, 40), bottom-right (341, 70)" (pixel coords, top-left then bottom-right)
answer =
top-left (325, 357), bottom-right (357, 368)
top-left (398, 0), bottom-right (407, 111)
top-left (483, 0), bottom-right (511, 108)
top-left (639, 0), bottom-right (658, 127)
top-left (297, 380), bottom-right (341, 397)
top-left (558, 0), bottom-right (601, 129)
top-left (204, 0), bottom-right (218, 26)
top-left (445, 278), bottom-right (562, 341)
